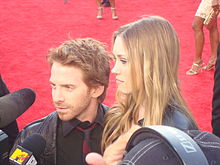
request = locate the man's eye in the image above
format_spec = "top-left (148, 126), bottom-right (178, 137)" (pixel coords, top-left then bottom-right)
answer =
top-left (66, 86), bottom-right (74, 91)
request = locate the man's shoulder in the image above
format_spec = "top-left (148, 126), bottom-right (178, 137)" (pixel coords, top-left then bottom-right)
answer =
top-left (11, 112), bottom-right (58, 160)
top-left (15, 111), bottom-right (58, 144)
top-left (23, 111), bottom-right (58, 131)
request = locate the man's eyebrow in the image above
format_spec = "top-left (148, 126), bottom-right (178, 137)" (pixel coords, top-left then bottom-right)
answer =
top-left (61, 84), bottom-right (75, 87)
top-left (49, 80), bottom-right (75, 87)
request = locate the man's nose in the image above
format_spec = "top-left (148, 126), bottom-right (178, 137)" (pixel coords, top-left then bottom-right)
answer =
top-left (53, 88), bottom-right (65, 102)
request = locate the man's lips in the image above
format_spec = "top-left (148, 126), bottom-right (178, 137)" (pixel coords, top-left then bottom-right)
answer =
top-left (55, 107), bottom-right (68, 112)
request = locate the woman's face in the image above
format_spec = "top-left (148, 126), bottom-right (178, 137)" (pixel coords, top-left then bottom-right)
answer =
top-left (112, 36), bottom-right (131, 94)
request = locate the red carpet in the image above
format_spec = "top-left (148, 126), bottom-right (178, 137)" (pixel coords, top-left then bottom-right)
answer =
top-left (0, 0), bottom-right (219, 131)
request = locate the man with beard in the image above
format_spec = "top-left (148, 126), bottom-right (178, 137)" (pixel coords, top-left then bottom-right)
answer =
top-left (11, 38), bottom-right (110, 165)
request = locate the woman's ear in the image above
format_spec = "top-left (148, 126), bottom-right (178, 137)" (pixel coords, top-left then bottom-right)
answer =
top-left (91, 86), bottom-right (105, 98)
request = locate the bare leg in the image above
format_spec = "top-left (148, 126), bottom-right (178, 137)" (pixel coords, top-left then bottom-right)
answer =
top-left (109, 0), bottom-right (118, 19)
top-left (192, 16), bottom-right (205, 63)
top-left (186, 16), bottom-right (205, 75)
top-left (202, 16), bottom-right (219, 70)
top-left (96, 0), bottom-right (102, 7)
top-left (96, 0), bottom-right (103, 19)
top-left (208, 19), bottom-right (218, 64)
top-left (108, 0), bottom-right (115, 7)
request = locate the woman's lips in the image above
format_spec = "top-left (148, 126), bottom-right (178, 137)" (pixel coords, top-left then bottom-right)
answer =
top-left (116, 79), bottom-right (124, 84)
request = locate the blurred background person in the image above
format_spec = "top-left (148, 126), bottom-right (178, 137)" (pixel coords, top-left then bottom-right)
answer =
top-left (186, 0), bottom-right (219, 75)
top-left (212, 42), bottom-right (220, 138)
top-left (96, 0), bottom-right (118, 20)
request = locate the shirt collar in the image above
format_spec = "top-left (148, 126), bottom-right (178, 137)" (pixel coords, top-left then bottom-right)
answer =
top-left (61, 104), bottom-right (104, 136)
top-left (94, 104), bottom-right (104, 126)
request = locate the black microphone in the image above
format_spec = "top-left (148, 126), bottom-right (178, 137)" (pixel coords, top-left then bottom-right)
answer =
top-left (9, 133), bottom-right (46, 165)
top-left (0, 88), bottom-right (36, 127)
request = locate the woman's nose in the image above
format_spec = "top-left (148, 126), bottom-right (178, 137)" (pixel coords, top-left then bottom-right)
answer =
top-left (111, 63), bottom-right (120, 74)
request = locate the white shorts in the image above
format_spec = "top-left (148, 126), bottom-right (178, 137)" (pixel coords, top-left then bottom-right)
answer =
top-left (195, 0), bottom-right (219, 19)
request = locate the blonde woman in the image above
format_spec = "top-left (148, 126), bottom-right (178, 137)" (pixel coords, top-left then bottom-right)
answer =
top-left (96, 0), bottom-right (118, 20)
top-left (87, 16), bottom-right (198, 165)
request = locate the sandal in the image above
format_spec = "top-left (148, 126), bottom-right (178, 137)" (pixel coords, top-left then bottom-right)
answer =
top-left (186, 62), bottom-right (205, 75)
top-left (111, 8), bottom-right (118, 20)
top-left (97, 7), bottom-right (103, 19)
top-left (203, 59), bottom-right (216, 71)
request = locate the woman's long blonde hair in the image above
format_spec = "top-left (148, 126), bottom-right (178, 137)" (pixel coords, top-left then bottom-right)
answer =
top-left (101, 16), bottom-right (197, 151)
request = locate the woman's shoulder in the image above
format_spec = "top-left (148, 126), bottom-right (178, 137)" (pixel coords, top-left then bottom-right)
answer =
top-left (163, 106), bottom-right (198, 130)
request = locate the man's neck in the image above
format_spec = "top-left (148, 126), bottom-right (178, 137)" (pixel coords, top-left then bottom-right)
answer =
top-left (77, 100), bottom-right (99, 123)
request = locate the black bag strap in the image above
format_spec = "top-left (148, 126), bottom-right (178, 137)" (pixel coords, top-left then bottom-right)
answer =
top-left (126, 125), bottom-right (209, 165)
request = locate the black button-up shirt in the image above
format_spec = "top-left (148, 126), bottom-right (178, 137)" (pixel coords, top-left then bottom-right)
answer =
top-left (56, 108), bottom-right (104, 165)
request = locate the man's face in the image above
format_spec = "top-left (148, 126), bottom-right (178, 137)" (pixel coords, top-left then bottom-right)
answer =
top-left (49, 62), bottom-right (94, 121)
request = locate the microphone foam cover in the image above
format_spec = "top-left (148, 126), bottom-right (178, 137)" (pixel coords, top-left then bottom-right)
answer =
top-left (0, 88), bottom-right (36, 127)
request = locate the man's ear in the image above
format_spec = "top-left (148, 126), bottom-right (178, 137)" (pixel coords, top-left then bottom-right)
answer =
top-left (91, 86), bottom-right (104, 98)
